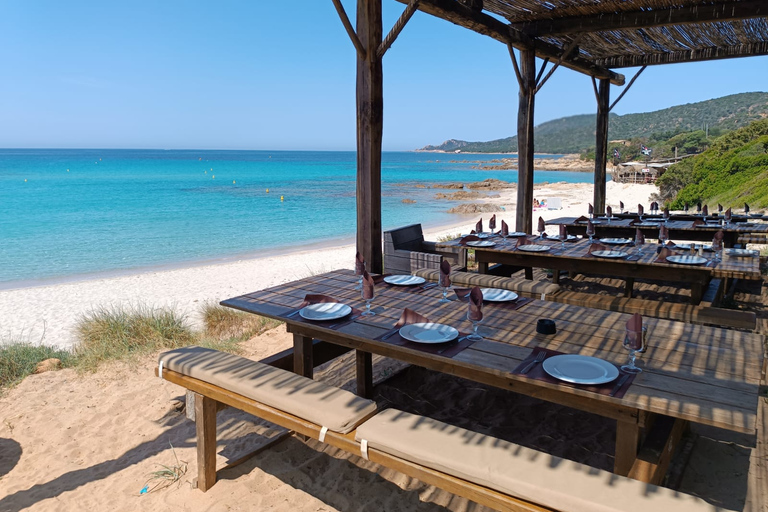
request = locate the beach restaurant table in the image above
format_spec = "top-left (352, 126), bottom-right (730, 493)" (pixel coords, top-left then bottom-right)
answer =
top-left (221, 269), bottom-right (763, 483)
top-left (439, 235), bottom-right (761, 304)
top-left (546, 216), bottom-right (768, 248)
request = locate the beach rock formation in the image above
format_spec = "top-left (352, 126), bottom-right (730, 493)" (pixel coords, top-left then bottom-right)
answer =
top-left (401, 198), bottom-right (416, 203)
top-left (447, 203), bottom-right (504, 214)
top-left (467, 179), bottom-right (515, 190)
top-left (434, 183), bottom-right (465, 189)
top-left (434, 191), bottom-right (484, 200)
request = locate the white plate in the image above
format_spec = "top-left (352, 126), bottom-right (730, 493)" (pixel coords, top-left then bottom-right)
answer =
top-left (518, 244), bottom-right (550, 252)
top-left (476, 232), bottom-right (491, 239)
top-left (467, 240), bottom-right (496, 247)
top-left (599, 238), bottom-right (631, 245)
top-left (635, 222), bottom-right (659, 227)
top-left (591, 250), bottom-right (628, 259)
top-left (505, 231), bottom-right (528, 237)
top-left (398, 323), bottom-right (459, 344)
top-left (479, 288), bottom-right (519, 302)
top-left (383, 275), bottom-right (426, 286)
top-left (299, 303), bottom-right (352, 321)
top-left (666, 255), bottom-right (707, 265)
top-left (674, 243), bottom-right (713, 251)
top-left (726, 248), bottom-right (757, 257)
top-left (576, 219), bottom-right (602, 224)
top-left (542, 354), bottom-right (619, 385)
top-left (547, 235), bottom-right (578, 241)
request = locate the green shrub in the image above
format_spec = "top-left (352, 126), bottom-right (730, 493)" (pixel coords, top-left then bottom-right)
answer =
top-left (0, 341), bottom-right (74, 389)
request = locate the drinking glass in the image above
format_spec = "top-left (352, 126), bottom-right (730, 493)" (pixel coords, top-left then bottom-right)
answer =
top-left (621, 326), bottom-right (647, 374)
top-left (586, 224), bottom-right (595, 244)
top-left (361, 289), bottom-right (375, 316)
top-left (712, 239), bottom-right (723, 262)
top-left (355, 275), bottom-right (363, 291)
top-left (438, 283), bottom-right (452, 304)
top-left (466, 312), bottom-right (483, 341)
top-left (635, 235), bottom-right (645, 255)
top-left (558, 232), bottom-right (568, 250)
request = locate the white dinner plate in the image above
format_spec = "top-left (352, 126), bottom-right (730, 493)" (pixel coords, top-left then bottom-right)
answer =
top-left (635, 222), bottom-right (659, 227)
top-left (599, 238), bottom-right (631, 245)
top-left (666, 255), bottom-right (707, 265)
top-left (542, 354), bottom-right (619, 385)
top-left (383, 275), bottom-right (426, 286)
top-left (518, 244), bottom-right (550, 252)
top-left (576, 219), bottom-right (602, 224)
top-left (479, 288), bottom-right (518, 302)
top-left (591, 250), bottom-right (628, 259)
top-left (299, 303), bottom-right (352, 321)
top-left (398, 323), bottom-right (459, 344)
top-left (476, 232), bottom-right (491, 239)
top-left (726, 248), bottom-right (757, 257)
top-left (505, 231), bottom-right (528, 237)
top-left (547, 235), bottom-right (578, 241)
top-left (674, 243), bottom-right (713, 251)
top-left (467, 240), bottom-right (496, 247)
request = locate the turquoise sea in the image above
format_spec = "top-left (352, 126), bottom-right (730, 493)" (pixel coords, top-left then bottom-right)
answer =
top-left (0, 149), bottom-right (591, 286)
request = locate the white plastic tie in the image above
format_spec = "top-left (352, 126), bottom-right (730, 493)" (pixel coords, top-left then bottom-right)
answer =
top-left (540, 292), bottom-right (546, 301)
top-left (318, 426), bottom-right (328, 443)
top-left (360, 439), bottom-right (369, 461)
top-left (158, 360), bottom-right (164, 379)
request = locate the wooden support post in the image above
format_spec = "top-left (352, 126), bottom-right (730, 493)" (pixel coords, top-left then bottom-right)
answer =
top-left (594, 78), bottom-right (610, 214)
top-left (357, 0), bottom-right (384, 274)
top-left (194, 393), bottom-right (218, 492)
top-left (515, 49), bottom-right (536, 234)
top-left (356, 350), bottom-right (373, 398)
top-left (293, 333), bottom-right (314, 379)
top-left (614, 417), bottom-right (640, 476)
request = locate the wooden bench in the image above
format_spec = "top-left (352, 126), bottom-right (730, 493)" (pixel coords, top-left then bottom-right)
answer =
top-left (737, 234), bottom-right (768, 245)
top-left (157, 346), bottom-right (728, 511)
top-left (413, 268), bottom-right (561, 300)
top-left (384, 224), bottom-right (466, 274)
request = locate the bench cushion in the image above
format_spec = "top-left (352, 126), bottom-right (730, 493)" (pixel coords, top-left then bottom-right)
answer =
top-left (356, 408), bottom-right (720, 512)
top-left (159, 346), bottom-right (377, 434)
top-left (413, 269), bottom-right (560, 298)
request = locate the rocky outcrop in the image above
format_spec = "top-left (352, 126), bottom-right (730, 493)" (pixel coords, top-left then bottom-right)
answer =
top-left (467, 179), bottom-right (515, 190)
top-left (447, 203), bottom-right (505, 214)
top-left (434, 191), bottom-right (484, 200)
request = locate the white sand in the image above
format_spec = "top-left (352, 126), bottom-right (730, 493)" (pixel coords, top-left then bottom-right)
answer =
top-left (0, 181), bottom-right (656, 349)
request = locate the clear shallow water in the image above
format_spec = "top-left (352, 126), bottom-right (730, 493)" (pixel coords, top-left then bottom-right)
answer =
top-left (0, 149), bottom-right (590, 284)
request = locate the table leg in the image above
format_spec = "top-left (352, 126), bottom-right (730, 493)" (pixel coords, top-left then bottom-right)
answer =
top-left (525, 267), bottom-right (533, 280)
top-left (195, 393), bottom-right (218, 491)
top-left (356, 350), bottom-right (373, 398)
top-left (552, 270), bottom-right (560, 284)
top-left (477, 261), bottom-right (489, 274)
top-left (293, 333), bottom-right (313, 379)
top-left (614, 418), bottom-right (641, 476)
top-left (690, 281), bottom-right (704, 305)
top-left (624, 278), bottom-right (634, 298)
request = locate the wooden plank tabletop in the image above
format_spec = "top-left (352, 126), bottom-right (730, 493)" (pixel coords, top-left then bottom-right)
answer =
top-left (222, 269), bottom-right (764, 436)
top-left (547, 216), bottom-right (768, 234)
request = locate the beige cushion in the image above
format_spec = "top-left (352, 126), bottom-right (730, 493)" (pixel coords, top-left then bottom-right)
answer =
top-left (356, 409), bottom-right (722, 512)
top-left (413, 269), bottom-right (560, 298)
top-left (159, 346), bottom-right (376, 434)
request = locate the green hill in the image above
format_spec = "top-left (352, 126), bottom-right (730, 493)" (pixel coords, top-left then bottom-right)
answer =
top-left (420, 92), bottom-right (768, 154)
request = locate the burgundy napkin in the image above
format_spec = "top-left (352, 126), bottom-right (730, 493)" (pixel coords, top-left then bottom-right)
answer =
top-left (513, 236), bottom-right (529, 249)
top-left (362, 271), bottom-right (375, 300)
top-left (355, 251), bottom-right (366, 276)
top-left (697, 202), bottom-right (702, 213)
top-left (586, 242), bottom-right (608, 256)
top-left (468, 286), bottom-right (483, 321)
top-left (476, 218), bottom-right (483, 233)
top-left (663, 207), bottom-right (669, 220)
top-left (393, 308), bottom-right (430, 328)
top-left (718, 203), bottom-right (723, 212)
top-left (725, 207), bottom-right (732, 221)
top-left (655, 247), bottom-right (674, 263)
top-left (559, 224), bottom-right (567, 239)
top-left (606, 206), bottom-right (613, 217)
top-left (651, 201), bottom-right (658, 211)
top-left (537, 216), bottom-right (546, 233)
top-left (489, 214), bottom-right (496, 231)
top-left (574, 215), bottom-right (589, 223)
top-left (500, 220), bottom-right (509, 237)
top-left (702, 204), bottom-right (709, 216)
top-left (586, 220), bottom-right (596, 237)
top-left (619, 201), bottom-right (624, 211)
top-left (298, 294), bottom-right (339, 308)
top-left (745, 203), bottom-right (750, 214)
top-left (713, 230), bottom-right (724, 243)
top-left (588, 203), bottom-right (594, 215)
top-left (459, 234), bottom-right (481, 245)
top-left (692, 218), bottom-right (705, 227)
top-left (626, 313), bottom-right (643, 350)
top-left (439, 259), bottom-right (451, 288)
top-left (684, 203), bottom-right (689, 212)
top-left (634, 227), bottom-right (645, 245)
top-left (638, 204), bottom-right (644, 216)
top-left (659, 225), bottom-right (669, 241)
top-left (666, 241), bottom-right (676, 248)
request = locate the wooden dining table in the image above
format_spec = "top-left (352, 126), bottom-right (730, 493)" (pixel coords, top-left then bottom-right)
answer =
top-left (438, 234), bottom-right (761, 304)
top-left (221, 269), bottom-right (764, 484)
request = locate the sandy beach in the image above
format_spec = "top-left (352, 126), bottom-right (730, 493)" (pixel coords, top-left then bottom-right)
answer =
top-left (0, 181), bottom-right (656, 350)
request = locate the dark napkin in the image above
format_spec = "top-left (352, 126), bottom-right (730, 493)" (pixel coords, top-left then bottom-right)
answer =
top-left (355, 251), bottom-right (365, 276)
top-left (468, 286), bottom-right (483, 321)
top-left (651, 201), bottom-right (658, 211)
top-left (459, 234), bottom-right (481, 246)
top-left (725, 207), bottom-right (732, 222)
top-left (454, 288), bottom-right (532, 311)
top-left (626, 313), bottom-right (643, 350)
top-left (697, 202), bottom-right (702, 213)
top-left (702, 204), bottom-right (709, 216)
top-left (606, 205), bottom-right (612, 217)
top-left (586, 220), bottom-right (596, 237)
top-left (638, 204), bottom-right (644, 216)
top-left (537, 216), bottom-right (546, 234)
top-left (500, 219), bottom-right (509, 237)
top-left (588, 203), bottom-right (594, 215)
top-left (439, 259), bottom-right (451, 288)
top-left (659, 225), bottom-right (669, 241)
top-left (619, 201), bottom-right (624, 211)
top-left (489, 214), bottom-right (496, 231)
top-left (692, 218), bottom-right (705, 227)
top-left (559, 224), bottom-right (567, 239)
top-left (634, 227), bottom-right (645, 245)
top-left (718, 203), bottom-right (723, 212)
top-left (476, 218), bottom-right (483, 233)
top-left (663, 207), bottom-right (669, 220)
top-left (654, 247), bottom-right (674, 263)
top-left (745, 203), bottom-right (750, 214)
top-left (376, 308), bottom-right (474, 358)
top-left (512, 347), bottom-right (637, 399)
top-left (574, 215), bottom-right (589, 223)
top-left (362, 271), bottom-right (375, 300)
top-left (586, 242), bottom-right (609, 257)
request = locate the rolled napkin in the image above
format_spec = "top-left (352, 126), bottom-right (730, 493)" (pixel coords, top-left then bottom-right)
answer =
top-left (718, 203), bottom-right (723, 212)
top-left (500, 219), bottom-right (509, 237)
top-left (638, 204), bottom-right (644, 216)
top-left (468, 286), bottom-right (483, 322)
top-left (537, 216), bottom-right (546, 233)
top-left (299, 294), bottom-right (339, 308)
top-left (476, 218), bottom-right (483, 233)
top-left (489, 214), bottom-right (496, 231)
top-left (587, 242), bottom-right (609, 256)
top-left (655, 247), bottom-right (674, 263)
top-left (606, 205), bottom-right (613, 217)
top-left (355, 251), bottom-right (366, 276)
top-left (459, 234), bottom-right (481, 245)
top-left (559, 224), bottom-right (568, 239)
top-left (663, 207), bottom-right (669, 220)
top-left (702, 204), bottom-right (709, 216)
top-left (439, 259), bottom-right (451, 288)
top-left (634, 227), bottom-right (645, 245)
top-left (745, 203), bottom-right (750, 214)
top-left (393, 308), bottom-right (430, 328)
top-left (626, 313), bottom-right (643, 350)
top-left (725, 207), bottom-right (732, 222)
top-left (588, 203), bottom-right (594, 215)
top-left (574, 215), bottom-right (589, 222)
top-left (362, 271), bottom-right (375, 300)
top-left (619, 201), bottom-right (624, 211)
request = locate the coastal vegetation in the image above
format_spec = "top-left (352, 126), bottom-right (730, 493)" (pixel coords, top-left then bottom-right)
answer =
top-left (420, 92), bottom-right (768, 155)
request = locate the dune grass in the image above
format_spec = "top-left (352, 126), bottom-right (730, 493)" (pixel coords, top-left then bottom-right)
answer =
top-left (201, 302), bottom-right (283, 341)
top-left (0, 340), bottom-right (75, 389)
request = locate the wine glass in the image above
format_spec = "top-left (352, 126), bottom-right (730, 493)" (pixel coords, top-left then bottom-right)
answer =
top-left (586, 223), bottom-right (595, 244)
top-left (712, 238), bottom-right (723, 262)
top-left (634, 233), bottom-right (645, 255)
top-left (361, 288), bottom-right (375, 316)
top-left (438, 282), bottom-right (452, 304)
top-left (621, 326), bottom-right (647, 374)
top-left (355, 275), bottom-right (363, 291)
top-left (466, 312), bottom-right (483, 341)
top-left (558, 230), bottom-right (568, 251)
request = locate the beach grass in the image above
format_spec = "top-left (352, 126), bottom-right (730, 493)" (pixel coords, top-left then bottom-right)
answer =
top-left (0, 340), bottom-right (75, 389)
top-left (202, 303), bottom-right (283, 342)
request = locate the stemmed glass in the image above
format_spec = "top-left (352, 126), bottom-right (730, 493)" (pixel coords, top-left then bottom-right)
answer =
top-left (466, 312), bottom-right (483, 341)
top-left (438, 282), bottom-right (452, 304)
top-left (586, 222), bottom-right (595, 244)
top-left (361, 288), bottom-right (375, 316)
top-left (558, 230), bottom-right (568, 251)
top-left (634, 232), bottom-right (645, 255)
top-left (621, 326), bottom-right (647, 374)
top-left (712, 238), bottom-right (724, 262)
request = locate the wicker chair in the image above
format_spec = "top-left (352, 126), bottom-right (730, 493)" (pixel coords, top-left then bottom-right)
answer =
top-left (383, 224), bottom-right (466, 274)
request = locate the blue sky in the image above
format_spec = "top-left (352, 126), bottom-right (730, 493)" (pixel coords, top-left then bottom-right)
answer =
top-left (2, 1), bottom-right (767, 151)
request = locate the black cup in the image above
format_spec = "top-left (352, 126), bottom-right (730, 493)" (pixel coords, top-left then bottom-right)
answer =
top-left (536, 319), bottom-right (556, 335)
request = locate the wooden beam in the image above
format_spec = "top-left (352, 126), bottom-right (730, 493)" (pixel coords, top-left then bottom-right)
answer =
top-left (331, 0), bottom-right (367, 59)
top-left (393, 0), bottom-right (625, 85)
top-left (609, 66), bottom-right (646, 112)
top-left (593, 78), bottom-right (610, 215)
top-left (194, 393), bottom-right (218, 492)
top-left (357, 0), bottom-right (384, 274)
top-left (515, 49), bottom-right (536, 234)
top-left (378, 0), bottom-right (419, 59)
top-left (515, 0), bottom-right (768, 36)
top-left (595, 42), bottom-right (768, 68)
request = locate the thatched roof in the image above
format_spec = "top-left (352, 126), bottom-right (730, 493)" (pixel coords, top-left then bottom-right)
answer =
top-left (400, 0), bottom-right (768, 84)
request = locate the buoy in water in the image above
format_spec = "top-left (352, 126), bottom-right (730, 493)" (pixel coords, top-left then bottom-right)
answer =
top-left (212, 175), bottom-right (215, 179)
top-left (280, 195), bottom-right (284, 202)
top-left (24, 179), bottom-right (27, 182)
top-left (67, 169), bottom-right (69, 172)
top-left (266, 188), bottom-right (269, 193)
top-left (233, 180), bottom-right (236, 184)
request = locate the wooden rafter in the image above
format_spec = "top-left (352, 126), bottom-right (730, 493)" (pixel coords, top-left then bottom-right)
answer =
top-left (393, 0), bottom-right (625, 85)
top-left (331, 0), bottom-right (367, 59)
top-left (514, 0), bottom-right (768, 37)
top-left (595, 42), bottom-right (768, 68)
top-left (609, 66), bottom-right (646, 112)
top-left (378, 0), bottom-right (420, 58)
top-left (534, 35), bottom-right (580, 93)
